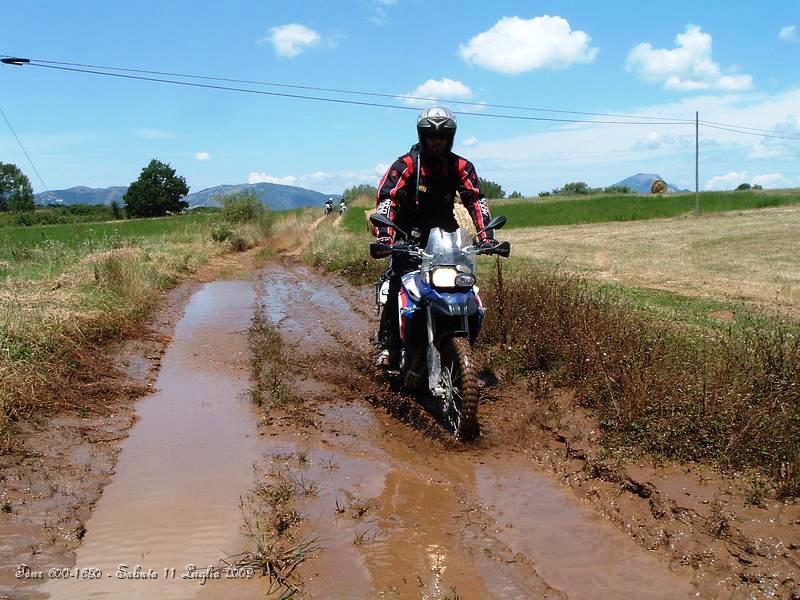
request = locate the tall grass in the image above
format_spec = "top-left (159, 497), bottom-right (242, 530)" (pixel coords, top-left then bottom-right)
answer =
top-left (480, 265), bottom-right (800, 496)
top-left (0, 205), bottom-right (273, 452)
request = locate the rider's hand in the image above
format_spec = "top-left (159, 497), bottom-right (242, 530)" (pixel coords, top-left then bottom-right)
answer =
top-left (377, 236), bottom-right (394, 247)
top-left (478, 238), bottom-right (499, 251)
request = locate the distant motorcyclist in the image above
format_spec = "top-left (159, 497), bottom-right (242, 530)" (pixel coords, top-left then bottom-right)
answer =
top-left (339, 198), bottom-right (347, 215)
top-left (324, 197), bottom-right (334, 215)
top-left (373, 105), bottom-right (495, 368)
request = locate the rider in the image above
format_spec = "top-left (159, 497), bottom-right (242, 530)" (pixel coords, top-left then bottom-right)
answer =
top-left (325, 197), bottom-right (334, 214)
top-left (373, 105), bottom-right (495, 368)
top-left (339, 198), bottom-right (347, 213)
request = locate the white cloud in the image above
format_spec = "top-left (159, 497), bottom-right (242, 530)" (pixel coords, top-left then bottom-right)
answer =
top-left (748, 114), bottom-right (800, 159)
top-left (751, 173), bottom-right (789, 188)
top-left (452, 88), bottom-right (800, 193)
top-left (369, 0), bottom-right (397, 25)
top-left (779, 25), bottom-right (797, 42)
top-left (458, 15), bottom-right (598, 74)
top-left (627, 25), bottom-right (753, 91)
top-left (460, 136), bottom-right (478, 147)
top-left (263, 24), bottom-right (320, 58)
top-left (375, 163), bottom-right (390, 177)
top-left (631, 131), bottom-right (680, 150)
top-left (704, 171), bottom-right (792, 191)
top-left (248, 172), bottom-right (297, 185)
top-left (195, 152), bottom-right (211, 161)
top-left (704, 171), bottom-right (748, 190)
top-left (401, 78), bottom-right (474, 107)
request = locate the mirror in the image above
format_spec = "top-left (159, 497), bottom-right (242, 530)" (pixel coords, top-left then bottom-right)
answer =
top-left (370, 213), bottom-right (394, 228)
top-left (486, 215), bottom-right (506, 231)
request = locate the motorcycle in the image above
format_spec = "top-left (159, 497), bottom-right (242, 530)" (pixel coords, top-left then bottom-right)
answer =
top-left (324, 203), bottom-right (333, 216)
top-left (369, 213), bottom-right (510, 441)
top-left (339, 203), bottom-right (348, 216)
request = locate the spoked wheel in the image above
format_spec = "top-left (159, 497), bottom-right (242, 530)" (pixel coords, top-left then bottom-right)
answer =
top-left (439, 336), bottom-right (479, 442)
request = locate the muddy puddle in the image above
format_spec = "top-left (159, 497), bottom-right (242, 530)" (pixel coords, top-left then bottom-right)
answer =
top-left (250, 263), bottom-right (698, 599)
top-left (29, 280), bottom-right (268, 599)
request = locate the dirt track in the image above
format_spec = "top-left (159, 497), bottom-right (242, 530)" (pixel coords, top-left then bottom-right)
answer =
top-left (2, 256), bottom-right (799, 599)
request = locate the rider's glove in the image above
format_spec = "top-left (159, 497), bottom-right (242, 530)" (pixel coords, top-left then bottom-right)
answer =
top-left (479, 238), bottom-right (500, 251)
top-left (377, 236), bottom-right (394, 247)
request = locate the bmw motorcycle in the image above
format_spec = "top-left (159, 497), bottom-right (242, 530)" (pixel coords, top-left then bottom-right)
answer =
top-left (369, 213), bottom-right (510, 441)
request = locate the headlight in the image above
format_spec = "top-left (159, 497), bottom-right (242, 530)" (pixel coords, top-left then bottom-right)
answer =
top-left (431, 267), bottom-right (458, 288)
top-left (430, 268), bottom-right (475, 288)
top-left (454, 273), bottom-right (475, 287)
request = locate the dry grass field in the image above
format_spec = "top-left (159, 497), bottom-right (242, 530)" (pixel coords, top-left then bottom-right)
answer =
top-left (505, 205), bottom-right (800, 313)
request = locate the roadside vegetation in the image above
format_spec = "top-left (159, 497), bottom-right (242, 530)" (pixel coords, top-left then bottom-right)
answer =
top-left (280, 204), bottom-right (800, 497)
top-left (0, 191), bottom-right (273, 452)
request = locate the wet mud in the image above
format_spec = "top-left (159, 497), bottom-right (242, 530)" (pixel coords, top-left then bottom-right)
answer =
top-left (247, 262), bottom-right (701, 598)
top-left (3, 255), bottom-right (799, 599)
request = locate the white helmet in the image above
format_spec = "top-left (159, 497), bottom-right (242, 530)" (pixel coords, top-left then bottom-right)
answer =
top-left (416, 106), bottom-right (457, 152)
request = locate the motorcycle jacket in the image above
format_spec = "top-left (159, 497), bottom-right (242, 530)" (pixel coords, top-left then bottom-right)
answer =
top-left (375, 144), bottom-right (493, 243)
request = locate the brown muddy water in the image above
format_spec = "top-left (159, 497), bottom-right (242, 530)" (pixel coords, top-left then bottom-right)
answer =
top-left (33, 280), bottom-right (268, 599)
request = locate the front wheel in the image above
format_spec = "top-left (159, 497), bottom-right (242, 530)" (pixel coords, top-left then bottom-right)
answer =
top-left (440, 336), bottom-right (479, 441)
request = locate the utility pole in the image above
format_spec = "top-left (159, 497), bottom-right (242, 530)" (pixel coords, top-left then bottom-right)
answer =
top-left (695, 111), bottom-right (700, 214)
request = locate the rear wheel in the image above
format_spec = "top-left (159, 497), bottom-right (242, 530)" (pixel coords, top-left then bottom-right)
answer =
top-left (440, 336), bottom-right (479, 441)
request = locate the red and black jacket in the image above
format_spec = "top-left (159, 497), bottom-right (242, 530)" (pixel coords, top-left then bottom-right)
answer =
top-left (375, 144), bottom-right (492, 243)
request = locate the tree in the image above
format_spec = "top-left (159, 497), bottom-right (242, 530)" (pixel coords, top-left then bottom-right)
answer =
top-left (110, 200), bottom-right (123, 219)
top-left (735, 183), bottom-right (752, 191)
top-left (508, 191), bottom-right (523, 199)
top-left (603, 185), bottom-right (632, 194)
top-left (0, 162), bottom-right (35, 212)
top-left (342, 184), bottom-right (377, 203)
top-left (478, 177), bottom-right (505, 199)
top-left (561, 181), bottom-right (590, 195)
top-left (124, 159), bottom-right (189, 218)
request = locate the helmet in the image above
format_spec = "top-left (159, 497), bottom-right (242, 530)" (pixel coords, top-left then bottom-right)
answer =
top-left (417, 106), bottom-right (457, 153)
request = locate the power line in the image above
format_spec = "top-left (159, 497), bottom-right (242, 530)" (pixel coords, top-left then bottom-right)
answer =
top-left (12, 55), bottom-right (695, 124)
top-left (0, 104), bottom-right (48, 191)
top-left (699, 119), bottom-right (800, 140)
top-left (700, 122), bottom-right (800, 141)
top-left (18, 62), bottom-right (695, 126)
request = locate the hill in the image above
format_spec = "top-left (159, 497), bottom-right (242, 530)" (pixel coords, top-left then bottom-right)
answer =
top-left (612, 173), bottom-right (688, 193)
top-left (35, 182), bottom-right (341, 211)
top-left (35, 186), bottom-right (128, 206)
top-left (185, 182), bottom-right (340, 211)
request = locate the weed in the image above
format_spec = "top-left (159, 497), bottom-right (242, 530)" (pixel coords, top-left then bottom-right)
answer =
top-left (479, 265), bottom-right (800, 496)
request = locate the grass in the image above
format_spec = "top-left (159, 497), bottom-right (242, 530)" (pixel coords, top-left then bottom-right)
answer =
top-left (504, 204), bottom-right (800, 314)
top-left (1, 207), bottom-right (273, 452)
top-left (340, 188), bottom-right (800, 235)
top-left (494, 189), bottom-right (800, 228)
top-left (288, 211), bottom-right (800, 497)
top-left (479, 264), bottom-right (800, 497)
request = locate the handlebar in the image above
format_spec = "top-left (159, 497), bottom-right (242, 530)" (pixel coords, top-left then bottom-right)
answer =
top-left (369, 240), bottom-right (511, 260)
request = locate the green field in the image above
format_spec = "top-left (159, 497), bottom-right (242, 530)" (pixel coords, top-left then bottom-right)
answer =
top-left (342, 189), bottom-right (800, 234)
top-left (0, 213), bottom-right (217, 252)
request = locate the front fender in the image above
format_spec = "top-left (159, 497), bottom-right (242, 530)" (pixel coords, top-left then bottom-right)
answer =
top-left (426, 290), bottom-right (480, 317)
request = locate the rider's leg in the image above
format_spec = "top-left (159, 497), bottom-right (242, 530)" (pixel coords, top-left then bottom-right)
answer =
top-left (375, 274), bottom-right (401, 368)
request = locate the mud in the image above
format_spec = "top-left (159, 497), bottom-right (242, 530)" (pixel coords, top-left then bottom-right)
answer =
top-left (3, 253), bottom-right (799, 599)
top-left (246, 262), bottom-right (700, 598)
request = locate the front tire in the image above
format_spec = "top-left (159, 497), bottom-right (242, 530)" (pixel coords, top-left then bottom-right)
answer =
top-left (440, 336), bottom-right (479, 441)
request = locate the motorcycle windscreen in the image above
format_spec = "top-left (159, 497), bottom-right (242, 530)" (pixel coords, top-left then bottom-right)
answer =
top-left (424, 228), bottom-right (475, 275)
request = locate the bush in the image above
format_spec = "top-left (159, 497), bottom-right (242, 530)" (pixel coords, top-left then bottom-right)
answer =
top-left (220, 191), bottom-right (268, 223)
top-left (211, 224), bottom-right (233, 242)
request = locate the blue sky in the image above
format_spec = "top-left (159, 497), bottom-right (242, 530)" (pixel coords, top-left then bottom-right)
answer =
top-left (1, 1), bottom-right (799, 196)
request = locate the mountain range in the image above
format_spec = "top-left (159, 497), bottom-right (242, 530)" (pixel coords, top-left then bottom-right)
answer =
top-left (34, 182), bottom-right (340, 211)
top-left (33, 173), bottom-right (688, 209)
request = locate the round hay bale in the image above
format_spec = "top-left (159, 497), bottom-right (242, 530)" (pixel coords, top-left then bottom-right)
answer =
top-left (650, 179), bottom-right (668, 194)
